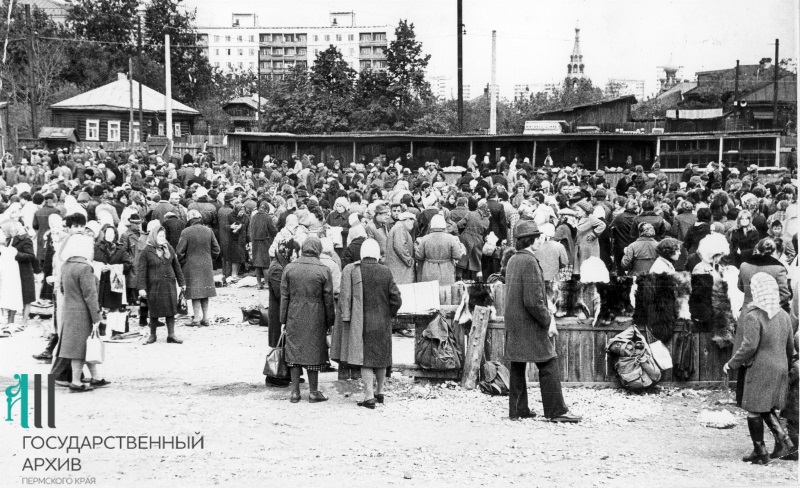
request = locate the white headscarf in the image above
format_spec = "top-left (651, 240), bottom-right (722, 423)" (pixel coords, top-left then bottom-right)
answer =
top-left (360, 238), bottom-right (381, 261)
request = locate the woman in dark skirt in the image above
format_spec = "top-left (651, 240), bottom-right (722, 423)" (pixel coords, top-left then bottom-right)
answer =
top-left (724, 272), bottom-right (795, 464)
top-left (265, 236), bottom-right (300, 387)
top-left (227, 203), bottom-right (249, 280)
top-left (94, 224), bottom-right (131, 335)
top-left (136, 223), bottom-right (186, 344)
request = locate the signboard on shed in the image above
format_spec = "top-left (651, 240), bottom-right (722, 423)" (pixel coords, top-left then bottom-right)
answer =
top-left (523, 121), bottom-right (565, 135)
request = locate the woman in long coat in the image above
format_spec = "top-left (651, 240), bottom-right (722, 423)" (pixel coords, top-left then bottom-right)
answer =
top-left (725, 273), bottom-right (795, 464)
top-left (227, 203), bottom-right (249, 279)
top-left (249, 201), bottom-right (277, 289)
top-left (94, 224), bottom-right (131, 333)
top-left (137, 223), bottom-right (186, 344)
top-left (0, 219), bottom-right (36, 328)
top-left (571, 201), bottom-right (606, 275)
top-left (384, 212), bottom-right (415, 285)
top-left (337, 239), bottom-right (402, 409)
top-left (264, 236), bottom-right (300, 387)
top-left (176, 210), bottom-right (220, 327)
top-left (455, 198), bottom-right (488, 281)
top-left (416, 214), bottom-right (464, 285)
top-left (280, 236), bottom-right (335, 403)
top-left (57, 233), bottom-right (105, 391)
top-left (504, 220), bottom-right (580, 423)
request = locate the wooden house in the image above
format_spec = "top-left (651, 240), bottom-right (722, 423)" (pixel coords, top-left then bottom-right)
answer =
top-left (50, 74), bottom-right (200, 144)
top-left (223, 95), bottom-right (262, 133)
top-left (533, 95), bottom-right (638, 131)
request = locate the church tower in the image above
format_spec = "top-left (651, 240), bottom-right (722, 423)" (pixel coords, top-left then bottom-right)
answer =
top-left (567, 24), bottom-right (584, 88)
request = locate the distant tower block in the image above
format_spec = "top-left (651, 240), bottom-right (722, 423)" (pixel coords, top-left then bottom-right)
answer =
top-left (658, 54), bottom-right (682, 91)
top-left (567, 24), bottom-right (585, 89)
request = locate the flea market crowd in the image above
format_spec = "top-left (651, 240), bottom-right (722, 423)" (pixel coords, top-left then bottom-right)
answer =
top-left (0, 145), bottom-right (798, 465)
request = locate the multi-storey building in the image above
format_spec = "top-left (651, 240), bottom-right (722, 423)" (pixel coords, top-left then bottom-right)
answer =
top-left (197, 12), bottom-right (392, 79)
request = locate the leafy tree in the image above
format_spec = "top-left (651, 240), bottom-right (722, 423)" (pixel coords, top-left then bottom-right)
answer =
top-left (261, 65), bottom-right (318, 133)
top-left (350, 70), bottom-right (397, 131)
top-left (309, 46), bottom-right (356, 132)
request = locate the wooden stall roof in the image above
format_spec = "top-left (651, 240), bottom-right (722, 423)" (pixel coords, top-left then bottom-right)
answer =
top-left (226, 131), bottom-right (659, 141)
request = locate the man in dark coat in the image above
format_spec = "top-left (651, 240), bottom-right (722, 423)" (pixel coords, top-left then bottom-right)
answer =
top-left (280, 236), bottom-right (335, 404)
top-left (609, 199), bottom-right (639, 273)
top-left (249, 201), bottom-right (277, 289)
top-left (150, 189), bottom-right (176, 224)
top-left (176, 210), bottom-right (220, 327)
top-left (217, 194), bottom-right (234, 282)
top-left (32, 193), bottom-right (60, 267)
top-left (504, 221), bottom-right (581, 423)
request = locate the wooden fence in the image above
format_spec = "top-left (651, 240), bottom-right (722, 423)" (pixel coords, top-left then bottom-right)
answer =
top-left (422, 283), bottom-right (735, 386)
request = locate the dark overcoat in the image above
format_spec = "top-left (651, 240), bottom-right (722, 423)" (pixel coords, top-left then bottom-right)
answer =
top-left (57, 257), bottom-right (101, 360)
top-left (279, 256), bottom-right (335, 365)
top-left (359, 259), bottom-right (402, 367)
top-left (504, 249), bottom-right (555, 362)
top-left (32, 206), bottom-right (60, 259)
top-left (266, 260), bottom-right (284, 347)
top-left (728, 305), bottom-right (794, 412)
top-left (162, 215), bottom-right (186, 250)
top-left (176, 223), bottom-right (220, 299)
top-left (11, 234), bottom-right (37, 305)
top-left (217, 205), bottom-right (234, 257)
top-left (249, 211), bottom-right (276, 268)
top-left (227, 213), bottom-right (248, 264)
top-left (136, 244), bottom-right (185, 317)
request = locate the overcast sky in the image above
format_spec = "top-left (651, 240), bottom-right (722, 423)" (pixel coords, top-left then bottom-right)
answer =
top-left (186, 0), bottom-right (799, 98)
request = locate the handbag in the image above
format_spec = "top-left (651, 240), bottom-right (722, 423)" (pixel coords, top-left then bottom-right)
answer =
top-left (644, 326), bottom-right (672, 371)
top-left (85, 329), bottom-right (105, 365)
top-left (263, 330), bottom-right (290, 379)
top-left (177, 290), bottom-right (188, 315)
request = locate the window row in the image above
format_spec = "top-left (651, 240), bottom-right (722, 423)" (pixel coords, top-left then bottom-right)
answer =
top-left (85, 120), bottom-right (181, 142)
top-left (214, 61), bottom-right (256, 69)
top-left (213, 35), bottom-right (256, 43)
top-left (259, 47), bottom-right (308, 57)
top-left (259, 61), bottom-right (308, 70)
top-left (215, 48), bottom-right (256, 56)
top-left (259, 33), bottom-right (308, 43)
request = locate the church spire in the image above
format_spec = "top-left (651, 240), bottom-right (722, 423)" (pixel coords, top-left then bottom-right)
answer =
top-left (567, 23), bottom-right (584, 81)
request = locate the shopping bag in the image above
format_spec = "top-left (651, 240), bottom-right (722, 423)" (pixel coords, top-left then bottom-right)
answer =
top-left (85, 329), bottom-right (105, 365)
top-left (106, 311), bottom-right (127, 333)
top-left (177, 290), bottom-right (188, 315)
top-left (649, 340), bottom-right (673, 371)
top-left (263, 331), bottom-right (289, 378)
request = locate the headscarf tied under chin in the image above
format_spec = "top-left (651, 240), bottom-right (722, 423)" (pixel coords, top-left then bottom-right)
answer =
top-left (146, 222), bottom-right (171, 259)
top-left (750, 272), bottom-right (781, 319)
top-left (301, 235), bottom-right (322, 258)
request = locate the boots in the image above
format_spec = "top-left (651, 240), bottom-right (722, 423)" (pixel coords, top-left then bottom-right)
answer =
top-left (782, 427), bottom-right (798, 460)
top-left (763, 411), bottom-right (795, 459)
top-left (289, 367), bottom-right (301, 403)
top-left (744, 416), bottom-right (770, 465)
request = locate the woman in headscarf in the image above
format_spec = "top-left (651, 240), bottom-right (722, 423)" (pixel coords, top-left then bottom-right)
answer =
top-left (249, 201), bottom-right (277, 290)
top-left (269, 213), bottom-right (307, 258)
top-left (94, 224), bottom-right (132, 335)
top-left (176, 209), bottom-right (220, 327)
top-left (724, 273), bottom-right (795, 464)
top-left (0, 218), bottom-right (36, 330)
top-left (336, 239), bottom-right (402, 409)
top-left (55, 232), bottom-right (107, 391)
top-left (621, 222), bottom-right (658, 276)
top-left (227, 202), bottom-right (248, 281)
top-left (264, 234), bottom-right (301, 387)
top-left (343, 221), bottom-right (367, 268)
top-left (415, 214), bottom-right (464, 286)
top-left (136, 222), bottom-right (186, 344)
top-left (385, 211), bottom-right (416, 285)
top-left (738, 238), bottom-right (792, 313)
top-left (280, 236), bottom-right (335, 403)
top-left (325, 196), bottom-right (351, 259)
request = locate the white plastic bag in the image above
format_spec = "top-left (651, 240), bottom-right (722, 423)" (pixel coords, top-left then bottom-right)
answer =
top-left (649, 340), bottom-right (672, 371)
top-left (85, 329), bottom-right (105, 365)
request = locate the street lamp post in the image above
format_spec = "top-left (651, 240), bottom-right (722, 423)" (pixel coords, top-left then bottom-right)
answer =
top-left (136, 3), bottom-right (146, 144)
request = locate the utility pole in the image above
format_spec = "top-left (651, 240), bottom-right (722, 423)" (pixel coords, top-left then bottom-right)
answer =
top-left (257, 72), bottom-right (261, 131)
top-left (457, 0), bottom-right (463, 133)
top-left (138, 12), bottom-right (144, 142)
top-left (165, 34), bottom-right (173, 155)
top-left (489, 30), bottom-right (497, 135)
top-left (25, 4), bottom-right (36, 139)
top-left (129, 58), bottom-right (134, 143)
top-left (734, 60), bottom-right (740, 126)
top-left (772, 38), bottom-right (779, 127)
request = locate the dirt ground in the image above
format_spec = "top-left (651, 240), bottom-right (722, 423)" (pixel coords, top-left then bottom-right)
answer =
top-left (1, 285), bottom-right (798, 488)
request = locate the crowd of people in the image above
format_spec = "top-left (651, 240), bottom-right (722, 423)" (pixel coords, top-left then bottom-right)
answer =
top-left (0, 145), bottom-right (797, 445)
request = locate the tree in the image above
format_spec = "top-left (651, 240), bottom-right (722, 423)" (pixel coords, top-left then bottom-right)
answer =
top-left (385, 20), bottom-right (432, 110)
top-left (309, 46), bottom-right (356, 132)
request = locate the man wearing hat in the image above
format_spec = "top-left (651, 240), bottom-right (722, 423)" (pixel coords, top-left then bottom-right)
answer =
top-left (615, 169), bottom-right (632, 195)
top-left (504, 220), bottom-right (582, 423)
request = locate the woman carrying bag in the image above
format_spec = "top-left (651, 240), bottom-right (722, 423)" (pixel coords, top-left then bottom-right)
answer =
top-left (137, 223), bottom-right (186, 345)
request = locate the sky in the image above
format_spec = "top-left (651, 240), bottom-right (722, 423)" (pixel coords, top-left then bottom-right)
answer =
top-left (185, 0), bottom-right (799, 99)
